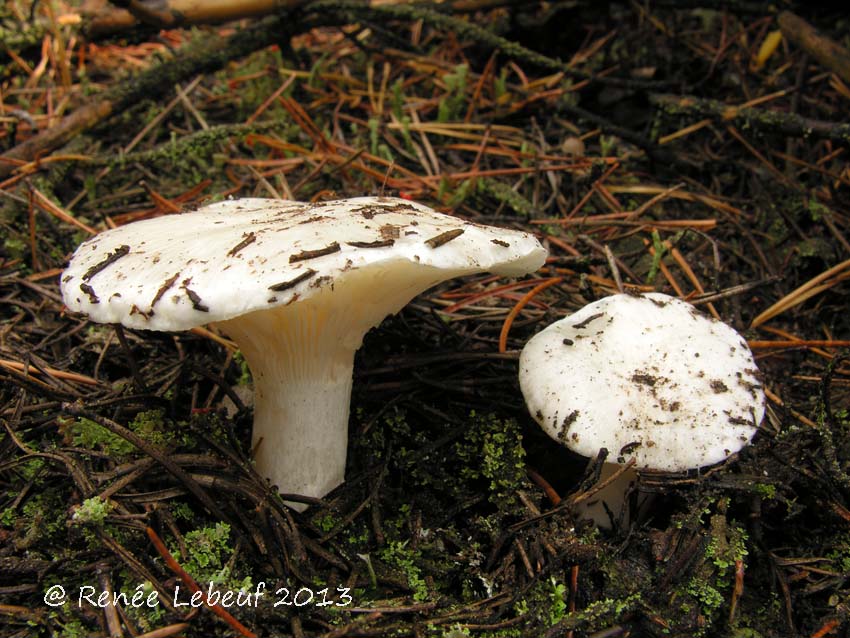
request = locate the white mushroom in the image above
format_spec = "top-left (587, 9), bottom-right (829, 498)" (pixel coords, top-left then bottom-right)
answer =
top-left (519, 292), bottom-right (764, 525)
top-left (61, 197), bottom-right (546, 509)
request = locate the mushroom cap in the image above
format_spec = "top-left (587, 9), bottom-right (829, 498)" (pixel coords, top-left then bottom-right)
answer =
top-left (61, 196), bottom-right (546, 331)
top-left (519, 293), bottom-right (764, 471)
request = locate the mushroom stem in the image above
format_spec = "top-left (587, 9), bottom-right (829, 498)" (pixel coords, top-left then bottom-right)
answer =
top-left (218, 262), bottom-right (461, 510)
top-left (219, 310), bottom-right (359, 511)
top-left (577, 463), bottom-right (637, 528)
top-left (250, 364), bottom-right (355, 506)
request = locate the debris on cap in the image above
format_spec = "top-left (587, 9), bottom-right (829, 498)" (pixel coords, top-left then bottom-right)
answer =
top-left (61, 196), bottom-right (546, 331)
top-left (519, 293), bottom-right (765, 472)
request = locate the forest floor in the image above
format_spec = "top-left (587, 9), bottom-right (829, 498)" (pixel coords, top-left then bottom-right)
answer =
top-left (1, 2), bottom-right (849, 637)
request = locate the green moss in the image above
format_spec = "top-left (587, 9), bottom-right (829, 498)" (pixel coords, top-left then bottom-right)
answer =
top-left (599, 135), bottom-right (617, 157)
top-left (124, 581), bottom-right (167, 631)
top-left (3, 236), bottom-right (27, 260)
top-left (369, 116), bottom-right (381, 156)
top-left (15, 491), bottom-right (66, 547)
top-left (763, 209), bottom-right (789, 246)
top-left (437, 64), bottom-right (469, 123)
top-left (456, 412), bottom-right (527, 508)
top-left (51, 614), bottom-right (91, 638)
top-left (64, 409), bottom-right (194, 459)
top-left (447, 178), bottom-right (474, 207)
top-left (477, 179), bottom-right (535, 217)
top-left (493, 67), bottom-right (509, 100)
top-left (647, 230), bottom-right (667, 283)
top-left (826, 531), bottom-right (850, 573)
top-left (441, 625), bottom-right (472, 638)
top-left (806, 199), bottom-right (831, 222)
top-left (129, 409), bottom-right (171, 446)
top-left (174, 522), bottom-right (252, 591)
top-left (170, 502), bottom-right (195, 521)
top-left (751, 482), bottom-right (777, 499)
top-left (379, 540), bottom-right (430, 602)
top-left (796, 237), bottom-right (833, 262)
top-left (232, 350), bottom-right (252, 386)
top-left (669, 510), bottom-right (750, 635)
top-left (515, 578), bottom-right (641, 635)
top-left (313, 512), bottom-right (340, 533)
top-left (685, 573), bottom-right (724, 619)
top-left (64, 416), bottom-right (133, 456)
top-left (71, 497), bottom-right (112, 526)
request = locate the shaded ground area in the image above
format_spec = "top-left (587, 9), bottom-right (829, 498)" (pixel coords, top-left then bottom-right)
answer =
top-left (1, 2), bottom-right (849, 636)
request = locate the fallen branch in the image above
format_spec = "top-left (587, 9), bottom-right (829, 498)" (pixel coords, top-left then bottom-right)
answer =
top-left (650, 93), bottom-right (850, 144)
top-left (85, 0), bottom-right (541, 37)
top-left (88, 0), bottom-right (305, 36)
top-left (778, 11), bottom-right (850, 85)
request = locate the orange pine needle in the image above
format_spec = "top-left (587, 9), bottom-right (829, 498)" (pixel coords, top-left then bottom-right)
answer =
top-left (748, 340), bottom-right (850, 349)
top-left (498, 277), bottom-right (562, 353)
top-left (527, 467), bottom-right (561, 505)
top-left (443, 278), bottom-right (554, 313)
top-left (30, 187), bottom-right (97, 235)
top-left (0, 359), bottom-right (99, 386)
top-left (669, 246), bottom-right (720, 319)
top-left (145, 527), bottom-right (257, 638)
top-left (141, 182), bottom-right (182, 214)
top-left (811, 619), bottom-right (840, 638)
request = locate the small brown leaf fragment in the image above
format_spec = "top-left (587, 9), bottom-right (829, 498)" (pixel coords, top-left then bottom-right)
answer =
top-left (82, 245), bottom-right (130, 281)
top-left (79, 282), bottom-right (99, 304)
top-left (269, 269), bottom-right (317, 291)
top-left (150, 272), bottom-right (180, 310)
top-left (227, 231), bottom-right (256, 257)
top-left (347, 239), bottom-right (395, 248)
top-left (558, 410), bottom-right (580, 442)
top-left (130, 304), bottom-right (153, 319)
top-left (572, 312), bottom-right (604, 329)
top-left (710, 379), bottom-right (729, 393)
top-left (425, 228), bottom-right (464, 248)
top-left (631, 372), bottom-right (658, 386)
top-left (355, 202), bottom-right (416, 219)
top-left (289, 242), bottom-right (340, 263)
top-left (297, 215), bottom-right (330, 225)
top-left (379, 224), bottom-right (401, 240)
top-left (491, 239), bottom-right (510, 247)
top-left (310, 275), bottom-right (334, 289)
top-left (181, 278), bottom-right (208, 312)
top-left (619, 441), bottom-right (642, 455)
top-left (728, 415), bottom-right (752, 426)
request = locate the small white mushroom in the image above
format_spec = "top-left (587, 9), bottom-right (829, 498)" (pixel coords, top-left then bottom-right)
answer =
top-left (519, 292), bottom-right (765, 525)
top-left (61, 196), bottom-right (546, 509)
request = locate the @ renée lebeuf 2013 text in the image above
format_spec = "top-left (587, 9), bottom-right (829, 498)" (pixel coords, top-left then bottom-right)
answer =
top-left (43, 582), bottom-right (354, 609)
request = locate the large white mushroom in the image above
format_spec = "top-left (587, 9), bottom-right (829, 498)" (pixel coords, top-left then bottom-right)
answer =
top-left (61, 197), bottom-right (546, 509)
top-left (519, 292), bottom-right (765, 525)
